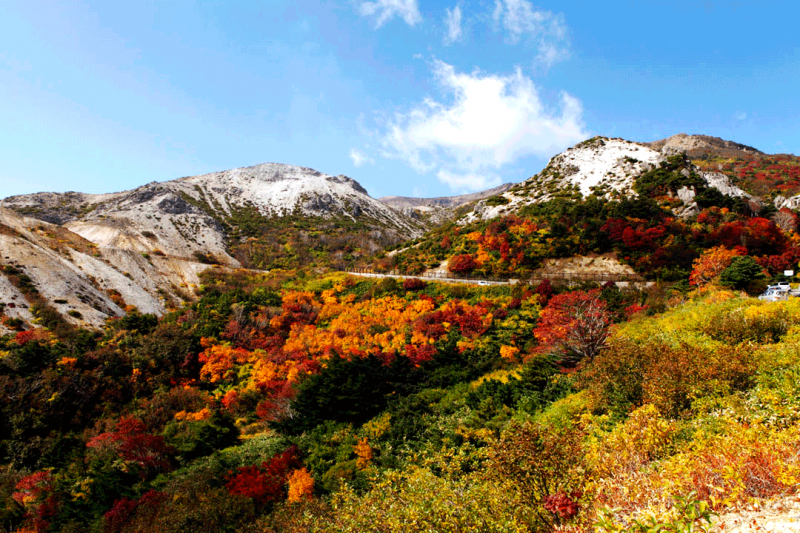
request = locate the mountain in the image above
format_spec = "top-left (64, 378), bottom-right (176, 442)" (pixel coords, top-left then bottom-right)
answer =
top-left (386, 135), bottom-right (796, 282)
top-left (3, 163), bottom-right (422, 259)
top-left (461, 136), bottom-right (752, 224)
top-left (0, 163), bottom-right (424, 331)
top-left (379, 183), bottom-right (516, 224)
top-left (646, 133), bottom-right (765, 159)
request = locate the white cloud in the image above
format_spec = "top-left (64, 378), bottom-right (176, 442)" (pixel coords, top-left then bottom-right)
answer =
top-left (379, 60), bottom-right (588, 192)
top-left (349, 148), bottom-right (374, 167)
top-left (735, 110), bottom-right (747, 121)
top-left (443, 5), bottom-right (463, 45)
top-left (358, 0), bottom-right (422, 28)
top-left (492, 0), bottom-right (569, 67)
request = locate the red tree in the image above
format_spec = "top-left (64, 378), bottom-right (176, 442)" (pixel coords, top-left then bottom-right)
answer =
top-left (448, 254), bottom-right (476, 274)
top-left (225, 447), bottom-right (300, 508)
top-left (534, 290), bottom-right (611, 365)
top-left (87, 417), bottom-right (174, 479)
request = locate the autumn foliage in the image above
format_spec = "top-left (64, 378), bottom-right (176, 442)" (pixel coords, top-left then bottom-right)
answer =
top-left (689, 245), bottom-right (743, 286)
top-left (225, 447), bottom-right (301, 507)
top-left (87, 417), bottom-right (174, 478)
top-left (534, 290), bottom-right (611, 365)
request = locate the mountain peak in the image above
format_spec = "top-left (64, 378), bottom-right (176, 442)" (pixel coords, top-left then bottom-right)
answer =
top-left (460, 135), bottom-right (752, 223)
top-left (646, 133), bottom-right (764, 158)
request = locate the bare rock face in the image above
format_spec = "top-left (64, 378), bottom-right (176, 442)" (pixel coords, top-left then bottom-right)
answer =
top-left (646, 133), bottom-right (764, 159)
top-left (379, 183), bottom-right (516, 225)
top-left (0, 162), bottom-right (423, 329)
top-left (702, 171), bottom-right (753, 200)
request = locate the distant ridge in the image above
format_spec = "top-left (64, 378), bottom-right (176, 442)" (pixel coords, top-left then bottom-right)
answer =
top-left (646, 133), bottom-right (765, 159)
top-left (379, 183), bottom-right (515, 211)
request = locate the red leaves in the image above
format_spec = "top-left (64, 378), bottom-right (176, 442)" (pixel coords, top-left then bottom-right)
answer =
top-left (405, 344), bottom-right (436, 365)
top-left (534, 279), bottom-right (554, 304)
top-left (87, 417), bottom-right (174, 478)
top-left (225, 447), bottom-right (301, 507)
top-left (413, 300), bottom-right (491, 341)
top-left (542, 491), bottom-right (581, 520)
top-left (402, 277), bottom-right (426, 291)
top-left (14, 329), bottom-right (46, 346)
top-left (13, 471), bottom-right (58, 532)
top-left (534, 290), bottom-right (611, 365)
top-left (12, 470), bottom-right (52, 507)
top-left (448, 254), bottom-right (477, 274)
top-left (104, 491), bottom-right (166, 533)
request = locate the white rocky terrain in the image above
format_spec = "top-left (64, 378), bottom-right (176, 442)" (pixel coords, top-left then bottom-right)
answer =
top-left (0, 163), bottom-right (424, 331)
top-left (462, 136), bottom-right (753, 223)
top-left (646, 132), bottom-right (765, 158)
top-left (380, 183), bottom-right (515, 225)
top-left (3, 163), bottom-right (422, 259)
top-left (0, 208), bottom-right (134, 333)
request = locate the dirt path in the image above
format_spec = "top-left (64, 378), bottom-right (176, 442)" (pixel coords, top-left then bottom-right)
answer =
top-left (711, 495), bottom-right (800, 532)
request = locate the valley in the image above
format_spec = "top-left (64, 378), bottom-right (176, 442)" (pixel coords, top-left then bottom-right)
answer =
top-left (3, 134), bottom-right (800, 533)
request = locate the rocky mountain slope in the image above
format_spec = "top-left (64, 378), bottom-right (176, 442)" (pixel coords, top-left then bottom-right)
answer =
top-left (0, 207), bottom-right (187, 334)
top-left (3, 163), bottom-right (422, 259)
top-left (462, 136), bottom-right (753, 223)
top-left (646, 133), bottom-right (765, 159)
top-left (379, 183), bottom-right (515, 224)
top-left (0, 163), bottom-right (425, 330)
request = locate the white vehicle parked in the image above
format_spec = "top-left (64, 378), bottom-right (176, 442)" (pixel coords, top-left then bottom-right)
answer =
top-left (759, 282), bottom-right (800, 301)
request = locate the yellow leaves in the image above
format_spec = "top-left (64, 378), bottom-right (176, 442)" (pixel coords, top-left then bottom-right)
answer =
top-left (250, 359), bottom-right (278, 385)
top-left (455, 426), bottom-right (495, 445)
top-left (58, 357), bottom-right (78, 367)
top-left (315, 465), bottom-right (531, 533)
top-left (249, 358), bottom-right (301, 388)
top-left (456, 339), bottom-right (476, 352)
top-left (588, 404), bottom-right (676, 479)
top-left (499, 345), bottom-right (520, 362)
top-left (354, 438), bottom-right (373, 469)
top-left (471, 367), bottom-right (522, 387)
top-left (174, 407), bottom-right (211, 421)
top-left (287, 468), bottom-right (315, 503)
top-left (321, 289), bottom-right (338, 304)
top-left (690, 246), bottom-right (742, 287)
top-left (282, 294), bottom-right (436, 361)
top-left (200, 336), bottom-right (215, 348)
top-left (362, 412), bottom-right (392, 440)
top-left (475, 248), bottom-right (491, 267)
top-left (285, 361), bottom-right (300, 383)
top-left (198, 342), bottom-right (250, 383)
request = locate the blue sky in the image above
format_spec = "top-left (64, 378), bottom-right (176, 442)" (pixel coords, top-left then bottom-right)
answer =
top-left (1, 1), bottom-right (798, 199)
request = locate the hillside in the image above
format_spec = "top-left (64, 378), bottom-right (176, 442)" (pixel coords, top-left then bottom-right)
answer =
top-left (459, 137), bottom-right (752, 224)
top-left (0, 207), bottom-right (198, 334)
top-left (4, 134), bottom-right (800, 533)
top-left (0, 163), bottom-right (426, 329)
top-left (385, 136), bottom-right (794, 284)
top-left (4, 267), bottom-right (800, 532)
